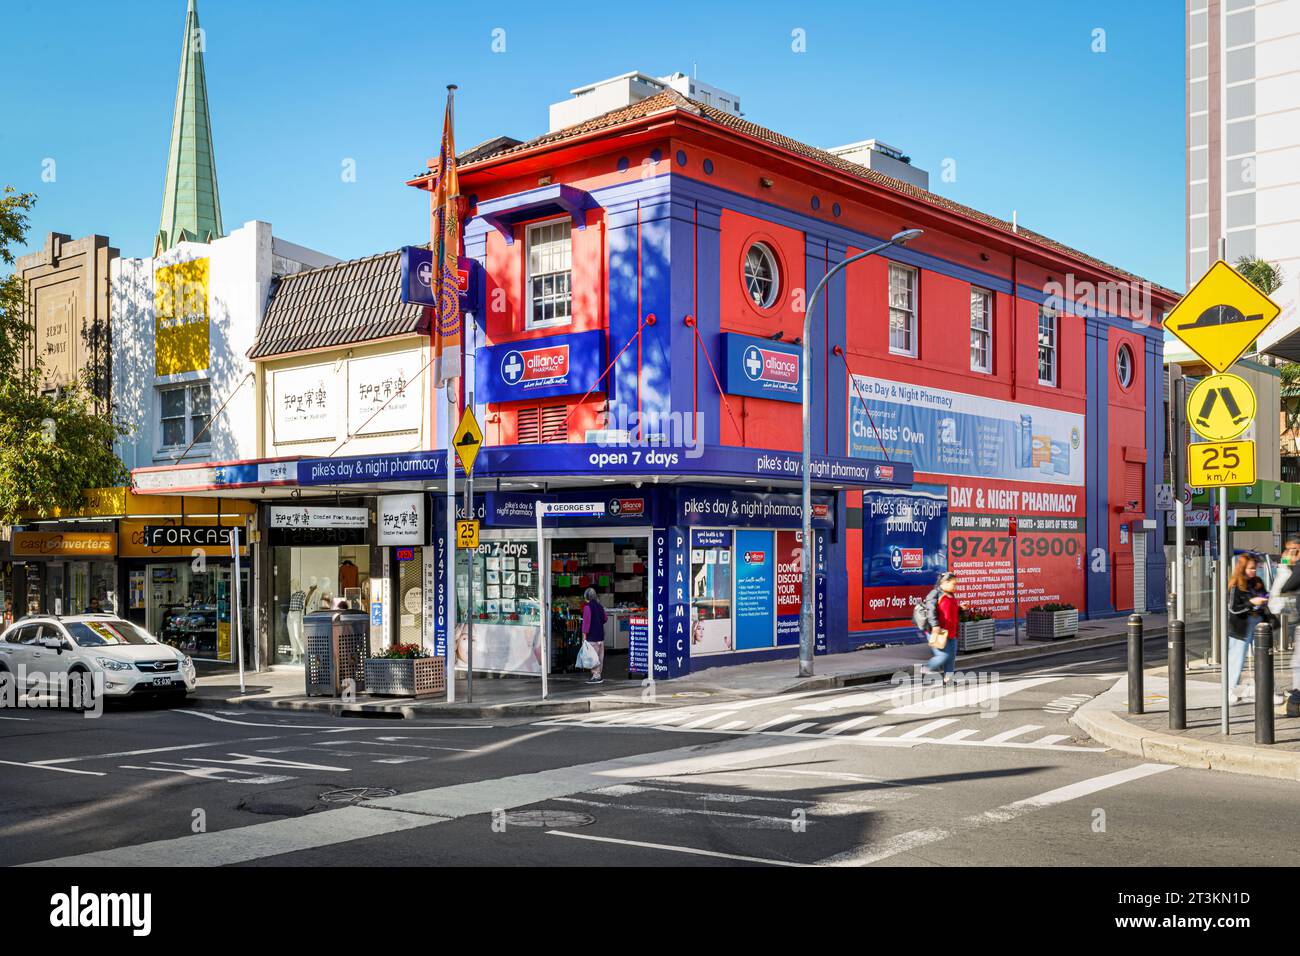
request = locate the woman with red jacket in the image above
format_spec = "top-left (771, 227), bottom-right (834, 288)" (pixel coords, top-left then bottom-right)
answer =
top-left (924, 572), bottom-right (961, 685)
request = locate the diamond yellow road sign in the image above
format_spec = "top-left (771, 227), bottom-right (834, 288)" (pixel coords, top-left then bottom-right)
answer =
top-left (1165, 260), bottom-right (1282, 372)
top-left (1187, 439), bottom-right (1256, 488)
top-left (453, 407), bottom-right (483, 477)
top-left (1186, 372), bottom-right (1256, 442)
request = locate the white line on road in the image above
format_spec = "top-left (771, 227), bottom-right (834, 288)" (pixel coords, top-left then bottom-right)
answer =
top-left (679, 711), bottom-right (739, 729)
top-left (172, 710), bottom-right (493, 731)
top-left (982, 724), bottom-right (1044, 744)
top-left (898, 718), bottom-right (959, 739)
top-left (857, 725), bottom-right (898, 738)
top-left (823, 715), bottom-right (877, 735)
top-left (546, 830), bottom-right (809, 866)
top-left (819, 763), bottom-right (1176, 866)
top-left (748, 713), bottom-right (807, 732)
top-left (0, 757), bottom-right (105, 776)
top-left (938, 729), bottom-right (979, 741)
top-left (886, 677), bottom-right (1062, 716)
top-left (773, 722), bottom-right (817, 735)
top-left (715, 720), bottom-right (748, 731)
top-left (1030, 734), bottom-right (1071, 746)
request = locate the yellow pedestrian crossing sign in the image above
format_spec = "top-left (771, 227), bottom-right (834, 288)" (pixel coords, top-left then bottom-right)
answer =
top-left (453, 407), bottom-right (483, 477)
top-left (1165, 260), bottom-right (1282, 372)
top-left (1186, 372), bottom-right (1256, 442)
top-left (456, 519), bottom-right (480, 550)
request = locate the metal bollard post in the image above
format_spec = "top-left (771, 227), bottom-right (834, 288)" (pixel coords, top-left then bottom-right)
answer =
top-left (1127, 613), bottom-right (1144, 715)
top-left (1169, 619), bottom-right (1186, 731)
top-left (1255, 621), bottom-right (1275, 745)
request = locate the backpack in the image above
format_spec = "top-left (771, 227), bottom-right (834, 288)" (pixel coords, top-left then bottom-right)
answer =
top-left (912, 588), bottom-right (939, 632)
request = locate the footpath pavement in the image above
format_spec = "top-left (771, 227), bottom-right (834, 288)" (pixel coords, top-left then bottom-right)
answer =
top-left (193, 611), bottom-right (1165, 719)
top-left (1072, 659), bottom-right (1300, 782)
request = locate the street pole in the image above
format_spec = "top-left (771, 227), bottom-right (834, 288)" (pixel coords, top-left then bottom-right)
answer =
top-left (464, 388), bottom-right (475, 704)
top-left (1220, 486), bottom-right (1229, 734)
top-left (536, 502), bottom-right (548, 700)
top-left (1174, 377), bottom-right (1187, 622)
top-left (231, 526), bottom-right (245, 696)
top-left (800, 229), bottom-right (922, 677)
top-left (1013, 536), bottom-right (1021, 646)
top-left (445, 381), bottom-right (457, 703)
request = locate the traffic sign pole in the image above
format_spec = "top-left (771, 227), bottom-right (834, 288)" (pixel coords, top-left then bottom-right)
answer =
top-left (1220, 486), bottom-right (1230, 735)
top-left (1174, 376), bottom-right (1187, 623)
top-left (464, 390), bottom-right (475, 704)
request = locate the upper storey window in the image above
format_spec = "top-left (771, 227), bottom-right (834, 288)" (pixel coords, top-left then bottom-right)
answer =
top-left (527, 219), bottom-right (572, 329)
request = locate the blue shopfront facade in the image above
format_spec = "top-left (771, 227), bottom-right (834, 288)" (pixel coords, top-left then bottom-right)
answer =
top-left (293, 444), bottom-right (908, 677)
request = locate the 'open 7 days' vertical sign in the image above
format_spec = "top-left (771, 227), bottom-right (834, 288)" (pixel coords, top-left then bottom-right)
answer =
top-left (155, 257), bottom-right (211, 375)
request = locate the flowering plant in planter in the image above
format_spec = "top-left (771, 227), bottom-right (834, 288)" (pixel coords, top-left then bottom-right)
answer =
top-left (959, 607), bottom-right (994, 623)
top-left (1026, 602), bottom-right (1079, 640)
top-left (377, 642), bottom-right (428, 660)
top-left (957, 606), bottom-right (996, 651)
top-left (1030, 602), bottom-right (1076, 613)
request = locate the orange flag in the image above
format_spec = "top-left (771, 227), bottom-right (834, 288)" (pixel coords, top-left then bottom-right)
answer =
top-left (431, 90), bottom-right (461, 384)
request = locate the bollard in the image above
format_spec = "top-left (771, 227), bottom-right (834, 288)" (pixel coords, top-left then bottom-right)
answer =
top-left (1255, 621), bottom-right (1275, 745)
top-left (1127, 613), bottom-right (1144, 715)
top-left (1169, 619), bottom-right (1186, 731)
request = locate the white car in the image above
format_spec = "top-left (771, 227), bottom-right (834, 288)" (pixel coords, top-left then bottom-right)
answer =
top-left (0, 614), bottom-right (197, 705)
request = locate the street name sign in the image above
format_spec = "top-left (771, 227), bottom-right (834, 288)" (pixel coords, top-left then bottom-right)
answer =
top-left (1186, 371), bottom-right (1256, 442)
top-left (1164, 260), bottom-right (1282, 372)
top-left (1187, 439), bottom-right (1256, 488)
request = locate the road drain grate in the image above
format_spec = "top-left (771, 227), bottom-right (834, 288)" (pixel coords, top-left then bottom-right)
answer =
top-left (503, 810), bottom-right (595, 828)
top-left (319, 787), bottom-right (398, 805)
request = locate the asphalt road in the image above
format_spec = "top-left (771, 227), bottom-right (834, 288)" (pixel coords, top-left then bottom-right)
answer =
top-left (2, 640), bottom-right (1298, 867)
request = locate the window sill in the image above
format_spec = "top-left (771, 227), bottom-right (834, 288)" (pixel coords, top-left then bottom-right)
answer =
top-left (525, 319), bottom-right (574, 332)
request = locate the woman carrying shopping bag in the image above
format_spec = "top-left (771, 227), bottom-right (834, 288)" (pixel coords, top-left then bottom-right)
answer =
top-left (578, 587), bottom-right (607, 685)
top-left (924, 572), bottom-right (961, 685)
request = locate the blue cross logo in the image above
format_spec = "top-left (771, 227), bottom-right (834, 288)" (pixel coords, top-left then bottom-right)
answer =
top-left (502, 351), bottom-right (525, 385)
top-left (743, 346), bottom-right (764, 381)
top-left (890, 547), bottom-right (903, 571)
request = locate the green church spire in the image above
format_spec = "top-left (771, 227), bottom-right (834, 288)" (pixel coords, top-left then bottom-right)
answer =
top-left (155, 0), bottom-right (223, 255)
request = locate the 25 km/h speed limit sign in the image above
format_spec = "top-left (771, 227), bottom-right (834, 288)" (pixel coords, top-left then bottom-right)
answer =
top-left (1187, 372), bottom-right (1256, 442)
top-left (1187, 439), bottom-right (1256, 488)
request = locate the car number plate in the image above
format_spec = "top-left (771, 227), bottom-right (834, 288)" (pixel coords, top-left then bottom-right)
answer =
top-left (151, 677), bottom-right (176, 686)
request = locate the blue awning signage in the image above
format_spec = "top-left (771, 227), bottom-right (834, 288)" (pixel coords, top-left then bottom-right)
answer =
top-left (475, 329), bottom-right (606, 404)
top-left (399, 247), bottom-right (479, 313)
top-left (720, 332), bottom-right (802, 403)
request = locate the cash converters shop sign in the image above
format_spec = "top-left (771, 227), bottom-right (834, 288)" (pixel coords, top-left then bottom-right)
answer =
top-left (143, 525), bottom-right (244, 548)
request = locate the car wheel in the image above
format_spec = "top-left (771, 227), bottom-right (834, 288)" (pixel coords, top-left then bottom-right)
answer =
top-left (68, 667), bottom-right (96, 712)
top-left (0, 665), bottom-right (12, 708)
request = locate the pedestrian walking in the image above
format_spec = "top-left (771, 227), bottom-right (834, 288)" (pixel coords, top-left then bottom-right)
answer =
top-left (1271, 538), bottom-right (1300, 709)
top-left (919, 571), bottom-right (960, 685)
top-left (579, 587), bottom-right (607, 685)
top-left (1227, 553), bottom-right (1270, 703)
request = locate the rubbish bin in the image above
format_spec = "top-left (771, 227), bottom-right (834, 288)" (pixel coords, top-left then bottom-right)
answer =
top-left (304, 610), bottom-right (370, 697)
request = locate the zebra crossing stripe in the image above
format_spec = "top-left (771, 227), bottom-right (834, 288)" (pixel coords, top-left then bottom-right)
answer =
top-left (898, 718), bottom-right (960, 739)
top-left (679, 711), bottom-right (739, 729)
top-left (983, 724), bottom-right (1043, 744)
top-left (938, 728), bottom-right (979, 742)
top-left (823, 715), bottom-right (877, 735)
top-left (857, 725), bottom-right (898, 738)
top-left (1029, 734), bottom-right (1071, 746)
top-left (749, 713), bottom-right (807, 732)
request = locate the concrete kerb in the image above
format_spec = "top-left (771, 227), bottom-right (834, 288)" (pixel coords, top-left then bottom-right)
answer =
top-left (1071, 669), bottom-right (1300, 783)
top-left (191, 625), bottom-right (1159, 719)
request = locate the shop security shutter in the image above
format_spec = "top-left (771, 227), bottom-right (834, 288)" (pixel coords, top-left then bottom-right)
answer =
top-left (517, 407), bottom-right (540, 444)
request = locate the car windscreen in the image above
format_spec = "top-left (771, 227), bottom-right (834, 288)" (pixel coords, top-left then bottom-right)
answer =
top-left (65, 621), bottom-right (157, 647)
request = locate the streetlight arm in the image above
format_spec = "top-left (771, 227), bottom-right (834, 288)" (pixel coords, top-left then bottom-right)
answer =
top-left (804, 237), bottom-right (899, 325)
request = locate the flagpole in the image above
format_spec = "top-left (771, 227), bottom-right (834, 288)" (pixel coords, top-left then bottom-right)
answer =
top-left (442, 83), bottom-right (459, 704)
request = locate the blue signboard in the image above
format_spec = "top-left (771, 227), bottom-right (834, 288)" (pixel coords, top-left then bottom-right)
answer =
top-left (734, 530), bottom-right (776, 650)
top-left (721, 332), bottom-right (802, 403)
top-left (475, 329), bottom-right (607, 405)
top-left (399, 247), bottom-right (479, 313)
top-left (678, 488), bottom-right (834, 528)
top-left (860, 483), bottom-right (949, 624)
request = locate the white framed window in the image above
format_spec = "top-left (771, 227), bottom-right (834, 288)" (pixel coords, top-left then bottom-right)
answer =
top-left (1037, 306), bottom-right (1058, 386)
top-left (970, 287), bottom-right (992, 373)
top-left (157, 381), bottom-right (211, 452)
top-left (888, 262), bottom-right (917, 356)
top-left (1116, 343), bottom-right (1134, 388)
top-left (526, 219), bottom-right (572, 329)
top-left (743, 242), bottom-right (780, 309)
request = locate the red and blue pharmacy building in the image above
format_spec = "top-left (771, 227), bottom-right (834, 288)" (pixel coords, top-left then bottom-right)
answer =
top-left (298, 96), bottom-right (1179, 679)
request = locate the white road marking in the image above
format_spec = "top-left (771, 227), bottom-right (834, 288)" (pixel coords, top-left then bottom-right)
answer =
top-left (715, 720), bottom-right (748, 731)
top-left (546, 830), bottom-right (808, 866)
top-left (0, 757), bottom-right (105, 776)
top-left (172, 710), bottom-right (492, 731)
top-left (823, 715), bottom-right (877, 735)
top-left (25, 734), bottom-right (837, 867)
top-left (819, 763), bottom-right (1176, 866)
top-left (886, 677), bottom-right (1062, 715)
top-left (1030, 734), bottom-right (1071, 746)
top-left (898, 718), bottom-right (959, 739)
top-left (0, 716), bottom-right (31, 721)
top-left (374, 757), bottom-right (425, 764)
top-left (32, 740), bottom-right (264, 765)
top-left (775, 722), bottom-right (817, 734)
top-left (857, 725), bottom-right (898, 738)
top-left (938, 728), bottom-right (979, 741)
top-left (679, 711), bottom-right (738, 729)
top-left (119, 763), bottom-right (296, 785)
top-left (553, 795), bottom-right (801, 828)
top-left (982, 724), bottom-right (1044, 744)
top-left (748, 713), bottom-right (807, 732)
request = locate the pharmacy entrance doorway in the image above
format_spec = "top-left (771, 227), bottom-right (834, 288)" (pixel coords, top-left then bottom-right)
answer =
top-left (546, 530), bottom-right (650, 681)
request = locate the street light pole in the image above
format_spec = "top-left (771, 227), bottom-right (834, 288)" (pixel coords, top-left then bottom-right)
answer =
top-left (799, 229), bottom-right (923, 677)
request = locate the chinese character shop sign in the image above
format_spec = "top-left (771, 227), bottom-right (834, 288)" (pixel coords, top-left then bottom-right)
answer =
top-left (377, 493), bottom-right (426, 546)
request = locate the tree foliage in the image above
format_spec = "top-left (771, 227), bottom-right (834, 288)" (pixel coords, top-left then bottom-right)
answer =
top-left (0, 186), bottom-right (128, 525)
top-left (1235, 255), bottom-right (1285, 297)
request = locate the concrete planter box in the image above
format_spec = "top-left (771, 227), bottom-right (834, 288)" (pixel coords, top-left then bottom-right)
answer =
top-left (364, 657), bottom-right (446, 698)
top-left (1026, 608), bottom-right (1079, 640)
top-left (958, 618), bottom-right (995, 652)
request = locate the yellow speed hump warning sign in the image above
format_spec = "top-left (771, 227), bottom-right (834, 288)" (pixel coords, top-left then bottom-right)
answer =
top-left (1187, 439), bottom-right (1256, 488)
top-left (1186, 372), bottom-right (1256, 442)
top-left (1165, 260), bottom-right (1281, 372)
top-left (453, 407), bottom-right (484, 477)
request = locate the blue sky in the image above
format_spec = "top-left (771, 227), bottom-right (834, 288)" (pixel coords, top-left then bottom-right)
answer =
top-left (1, 0), bottom-right (1185, 290)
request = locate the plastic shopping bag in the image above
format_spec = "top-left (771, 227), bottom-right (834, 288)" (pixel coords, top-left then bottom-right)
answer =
top-left (576, 640), bottom-right (599, 670)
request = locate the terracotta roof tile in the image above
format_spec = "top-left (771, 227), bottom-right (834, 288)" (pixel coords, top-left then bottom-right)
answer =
top-left (447, 89), bottom-right (1176, 300)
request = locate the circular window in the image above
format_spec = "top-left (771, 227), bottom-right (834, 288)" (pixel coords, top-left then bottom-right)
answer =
top-left (743, 243), bottom-right (780, 309)
top-left (1116, 344), bottom-right (1134, 388)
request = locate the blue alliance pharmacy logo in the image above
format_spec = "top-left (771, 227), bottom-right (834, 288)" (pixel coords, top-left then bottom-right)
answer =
top-left (502, 350), bottom-right (525, 385)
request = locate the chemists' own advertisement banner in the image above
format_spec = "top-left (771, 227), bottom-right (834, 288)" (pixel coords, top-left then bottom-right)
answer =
top-left (849, 375), bottom-right (1084, 486)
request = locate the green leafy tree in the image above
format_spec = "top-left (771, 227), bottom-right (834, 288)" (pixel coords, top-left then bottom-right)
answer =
top-left (0, 186), bottom-right (128, 524)
top-left (1235, 255), bottom-right (1285, 297)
